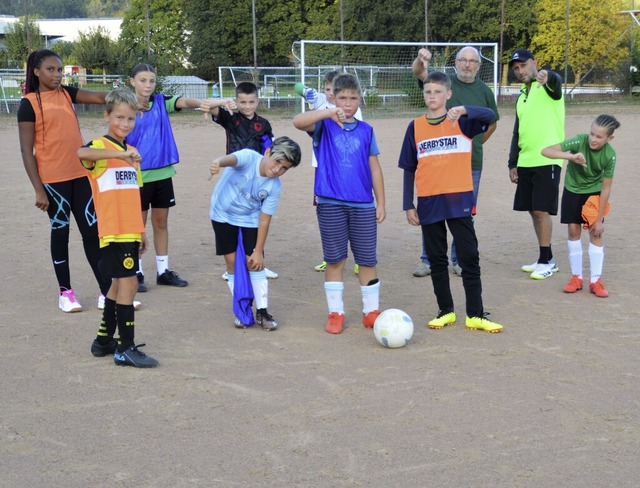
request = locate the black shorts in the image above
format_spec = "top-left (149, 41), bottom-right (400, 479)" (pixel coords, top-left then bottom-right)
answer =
top-left (561, 188), bottom-right (599, 224)
top-left (99, 242), bottom-right (140, 279)
top-left (140, 177), bottom-right (176, 211)
top-left (211, 221), bottom-right (258, 256)
top-left (513, 165), bottom-right (561, 215)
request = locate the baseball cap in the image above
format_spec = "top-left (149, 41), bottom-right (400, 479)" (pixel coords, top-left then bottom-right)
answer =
top-left (509, 49), bottom-right (534, 66)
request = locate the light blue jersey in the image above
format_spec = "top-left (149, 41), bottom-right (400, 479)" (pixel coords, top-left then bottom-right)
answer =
top-left (209, 149), bottom-right (282, 227)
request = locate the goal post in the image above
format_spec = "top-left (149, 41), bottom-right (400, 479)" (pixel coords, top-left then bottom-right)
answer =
top-left (293, 40), bottom-right (499, 117)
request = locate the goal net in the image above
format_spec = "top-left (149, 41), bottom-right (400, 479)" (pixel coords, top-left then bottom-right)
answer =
top-left (293, 40), bottom-right (498, 118)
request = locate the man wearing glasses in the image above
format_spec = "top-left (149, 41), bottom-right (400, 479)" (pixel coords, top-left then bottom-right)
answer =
top-left (410, 46), bottom-right (499, 278)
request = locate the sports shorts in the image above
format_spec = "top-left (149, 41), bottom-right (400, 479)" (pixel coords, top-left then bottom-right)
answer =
top-left (561, 188), bottom-right (599, 224)
top-left (513, 165), bottom-right (561, 215)
top-left (140, 177), bottom-right (176, 211)
top-left (316, 203), bottom-right (377, 266)
top-left (99, 242), bottom-right (139, 279)
top-left (211, 221), bottom-right (258, 256)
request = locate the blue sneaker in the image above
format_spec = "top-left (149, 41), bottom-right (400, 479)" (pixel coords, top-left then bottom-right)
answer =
top-left (114, 344), bottom-right (158, 368)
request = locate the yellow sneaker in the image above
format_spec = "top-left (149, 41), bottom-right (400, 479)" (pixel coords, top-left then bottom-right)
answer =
top-left (314, 261), bottom-right (327, 272)
top-left (354, 264), bottom-right (359, 275)
top-left (428, 311), bottom-right (456, 329)
top-left (465, 315), bottom-right (503, 333)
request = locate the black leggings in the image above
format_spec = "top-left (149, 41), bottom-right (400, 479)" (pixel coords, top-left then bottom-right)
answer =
top-left (45, 177), bottom-right (110, 295)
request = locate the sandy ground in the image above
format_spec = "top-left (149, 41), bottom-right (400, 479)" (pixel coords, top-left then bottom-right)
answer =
top-left (1, 103), bottom-right (640, 488)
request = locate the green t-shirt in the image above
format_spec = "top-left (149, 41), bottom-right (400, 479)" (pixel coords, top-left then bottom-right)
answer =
top-left (561, 134), bottom-right (616, 194)
top-left (447, 77), bottom-right (499, 171)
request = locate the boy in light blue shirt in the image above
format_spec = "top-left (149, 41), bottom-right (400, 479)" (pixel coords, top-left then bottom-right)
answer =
top-left (208, 136), bottom-right (301, 330)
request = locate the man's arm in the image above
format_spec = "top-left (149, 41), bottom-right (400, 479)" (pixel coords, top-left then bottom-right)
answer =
top-left (412, 48), bottom-right (431, 82)
top-left (539, 70), bottom-right (563, 100)
top-left (508, 116), bottom-right (520, 170)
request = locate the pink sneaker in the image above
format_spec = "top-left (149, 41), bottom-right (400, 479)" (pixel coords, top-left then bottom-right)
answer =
top-left (59, 289), bottom-right (82, 313)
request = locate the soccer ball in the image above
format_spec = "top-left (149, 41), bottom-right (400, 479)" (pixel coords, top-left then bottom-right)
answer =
top-left (373, 309), bottom-right (414, 348)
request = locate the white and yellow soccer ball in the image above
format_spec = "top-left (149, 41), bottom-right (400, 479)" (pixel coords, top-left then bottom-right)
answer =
top-left (373, 309), bottom-right (413, 348)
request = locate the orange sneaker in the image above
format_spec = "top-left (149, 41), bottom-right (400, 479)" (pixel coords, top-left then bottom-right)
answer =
top-left (362, 310), bottom-right (381, 328)
top-left (589, 279), bottom-right (609, 298)
top-left (325, 312), bottom-right (345, 334)
top-left (563, 275), bottom-right (583, 293)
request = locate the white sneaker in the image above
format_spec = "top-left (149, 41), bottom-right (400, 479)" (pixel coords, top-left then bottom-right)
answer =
top-left (222, 271), bottom-right (229, 281)
top-left (521, 258), bottom-right (558, 274)
top-left (530, 263), bottom-right (555, 280)
top-left (265, 268), bottom-right (278, 279)
top-left (59, 289), bottom-right (82, 313)
top-left (452, 263), bottom-right (463, 276)
top-left (97, 294), bottom-right (142, 310)
top-left (412, 262), bottom-right (431, 277)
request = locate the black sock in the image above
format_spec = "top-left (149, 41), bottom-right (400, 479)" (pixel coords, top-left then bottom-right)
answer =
top-left (96, 297), bottom-right (117, 344)
top-left (538, 246), bottom-right (552, 264)
top-left (115, 303), bottom-right (135, 352)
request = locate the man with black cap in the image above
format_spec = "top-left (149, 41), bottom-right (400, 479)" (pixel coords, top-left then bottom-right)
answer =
top-left (508, 48), bottom-right (565, 281)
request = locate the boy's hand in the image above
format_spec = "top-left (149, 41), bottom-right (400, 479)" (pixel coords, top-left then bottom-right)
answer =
top-left (570, 152), bottom-right (587, 167)
top-left (140, 234), bottom-right (148, 255)
top-left (199, 99), bottom-right (214, 113)
top-left (331, 107), bottom-right (346, 128)
top-left (247, 251), bottom-right (264, 271)
top-left (446, 106), bottom-right (467, 122)
top-left (376, 205), bottom-right (386, 224)
top-left (208, 159), bottom-right (221, 180)
top-left (122, 149), bottom-right (142, 165)
top-left (405, 209), bottom-right (420, 226)
top-left (224, 98), bottom-right (237, 115)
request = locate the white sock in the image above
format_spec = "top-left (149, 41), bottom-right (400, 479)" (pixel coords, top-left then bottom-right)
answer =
top-left (138, 259), bottom-right (144, 275)
top-left (588, 242), bottom-right (604, 283)
top-left (250, 270), bottom-right (268, 309)
top-left (156, 256), bottom-right (169, 275)
top-left (227, 274), bottom-right (234, 295)
top-left (567, 239), bottom-right (583, 279)
top-left (324, 282), bottom-right (344, 314)
top-left (361, 280), bottom-right (380, 314)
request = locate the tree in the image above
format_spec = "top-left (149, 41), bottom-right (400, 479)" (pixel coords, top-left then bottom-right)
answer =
top-left (3, 17), bottom-right (44, 67)
top-left (531, 0), bottom-right (629, 84)
top-left (119, 0), bottom-right (190, 74)
top-left (73, 26), bottom-right (117, 82)
top-left (86, 0), bottom-right (130, 17)
top-left (186, 0), bottom-right (340, 79)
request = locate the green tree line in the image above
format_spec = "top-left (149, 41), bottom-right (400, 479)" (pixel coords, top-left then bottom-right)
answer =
top-left (2, 0), bottom-right (637, 87)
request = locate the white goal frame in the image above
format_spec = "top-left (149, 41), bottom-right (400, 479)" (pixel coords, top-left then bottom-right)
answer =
top-left (294, 40), bottom-right (499, 113)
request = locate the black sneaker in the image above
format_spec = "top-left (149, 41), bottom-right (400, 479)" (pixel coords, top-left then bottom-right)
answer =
top-left (256, 310), bottom-right (278, 331)
top-left (137, 272), bottom-right (147, 293)
top-left (156, 270), bottom-right (188, 287)
top-left (113, 344), bottom-right (159, 368)
top-left (91, 338), bottom-right (117, 357)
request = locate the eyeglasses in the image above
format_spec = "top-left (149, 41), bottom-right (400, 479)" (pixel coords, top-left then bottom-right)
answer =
top-left (457, 58), bottom-right (479, 65)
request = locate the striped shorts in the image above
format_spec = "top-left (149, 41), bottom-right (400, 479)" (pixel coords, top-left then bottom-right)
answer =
top-left (316, 203), bottom-right (377, 266)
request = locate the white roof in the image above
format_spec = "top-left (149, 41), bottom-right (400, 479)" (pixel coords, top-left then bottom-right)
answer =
top-left (0, 16), bottom-right (122, 42)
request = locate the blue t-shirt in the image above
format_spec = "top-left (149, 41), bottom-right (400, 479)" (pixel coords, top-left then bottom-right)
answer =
top-left (312, 119), bottom-right (380, 207)
top-left (209, 149), bottom-right (282, 227)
